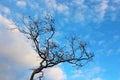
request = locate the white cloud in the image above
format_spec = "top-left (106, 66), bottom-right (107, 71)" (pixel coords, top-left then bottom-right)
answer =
top-left (0, 14), bottom-right (40, 80)
top-left (71, 66), bottom-right (104, 80)
top-left (94, 0), bottom-right (108, 21)
top-left (73, 0), bottom-right (108, 23)
top-left (57, 4), bottom-right (69, 14)
top-left (45, 0), bottom-right (69, 15)
top-left (75, 13), bottom-right (85, 22)
top-left (107, 0), bottom-right (120, 21)
top-left (0, 14), bottom-right (40, 68)
top-left (16, 0), bottom-right (26, 7)
top-left (73, 0), bottom-right (84, 5)
top-left (73, 0), bottom-right (88, 21)
top-left (0, 5), bottom-right (10, 14)
top-left (27, 0), bottom-right (40, 10)
top-left (44, 66), bottom-right (67, 80)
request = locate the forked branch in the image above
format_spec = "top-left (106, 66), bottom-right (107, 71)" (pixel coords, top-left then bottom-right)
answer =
top-left (16, 14), bottom-right (94, 80)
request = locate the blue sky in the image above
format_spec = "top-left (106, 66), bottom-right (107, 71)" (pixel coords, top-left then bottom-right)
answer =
top-left (0, 0), bottom-right (120, 80)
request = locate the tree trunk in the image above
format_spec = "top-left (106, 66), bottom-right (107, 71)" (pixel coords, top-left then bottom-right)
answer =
top-left (30, 72), bottom-right (35, 80)
top-left (30, 67), bottom-right (43, 80)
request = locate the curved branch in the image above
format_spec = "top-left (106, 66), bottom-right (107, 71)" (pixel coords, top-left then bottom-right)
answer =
top-left (16, 15), bottom-right (94, 80)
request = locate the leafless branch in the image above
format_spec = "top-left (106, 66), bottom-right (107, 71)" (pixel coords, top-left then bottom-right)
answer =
top-left (16, 14), bottom-right (94, 80)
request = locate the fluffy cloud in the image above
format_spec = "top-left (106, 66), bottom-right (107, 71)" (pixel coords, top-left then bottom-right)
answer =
top-left (73, 0), bottom-right (84, 5)
top-left (94, 0), bottom-right (108, 21)
top-left (44, 66), bottom-right (67, 80)
top-left (71, 66), bottom-right (104, 80)
top-left (0, 14), bottom-right (40, 68)
top-left (0, 14), bottom-right (40, 80)
top-left (16, 0), bottom-right (26, 8)
top-left (73, 0), bottom-right (108, 23)
top-left (0, 5), bottom-right (10, 14)
top-left (45, 0), bottom-right (69, 15)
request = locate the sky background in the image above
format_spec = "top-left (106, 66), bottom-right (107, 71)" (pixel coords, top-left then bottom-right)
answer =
top-left (0, 0), bottom-right (120, 80)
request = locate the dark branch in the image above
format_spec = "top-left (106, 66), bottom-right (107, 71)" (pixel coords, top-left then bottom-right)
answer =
top-left (16, 14), bottom-right (94, 80)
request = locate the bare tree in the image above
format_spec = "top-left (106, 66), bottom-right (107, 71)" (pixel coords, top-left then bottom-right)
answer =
top-left (16, 14), bottom-right (94, 80)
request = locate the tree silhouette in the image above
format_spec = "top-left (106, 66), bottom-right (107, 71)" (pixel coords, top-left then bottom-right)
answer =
top-left (16, 14), bottom-right (94, 80)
